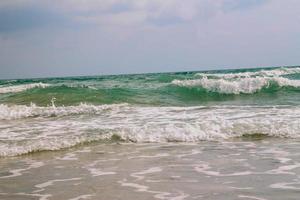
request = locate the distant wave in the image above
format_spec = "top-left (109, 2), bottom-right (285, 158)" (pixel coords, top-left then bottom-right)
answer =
top-left (196, 67), bottom-right (300, 79)
top-left (173, 67), bottom-right (300, 94)
top-left (0, 83), bottom-right (50, 94)
top-left (1, 104), bottom-right (300, 156)
top-left (172, 77), bottom-right (300, 94)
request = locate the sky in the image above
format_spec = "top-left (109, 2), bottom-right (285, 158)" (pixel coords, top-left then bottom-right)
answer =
top-left (0, 0), bottom-right (300, 79)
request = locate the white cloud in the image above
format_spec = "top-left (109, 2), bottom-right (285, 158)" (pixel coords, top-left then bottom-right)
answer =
top-left (75, 10), bottom-right (148, 26)
top-left (2, 0), bottom-right (300, 79)
top-left (0, 0), bottom-right (269, 27)
top-left (57, 0), bottom-right (270, 27)
top-left (48, 0), bottom-right (227, 26)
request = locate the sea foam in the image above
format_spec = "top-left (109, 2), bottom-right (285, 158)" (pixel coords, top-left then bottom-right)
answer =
top-left (1, 104), bottom-right (300, 156)
top-left (196, 67), bottom-right (300, 79)
top-left (172, 77), bottom-right (300, 94)
top-left (0, 103), bottom-right (127, 120)
top-left (0, 83), bottom-right (50, 94)
top-left (173, 67), bottom-right (300, 94)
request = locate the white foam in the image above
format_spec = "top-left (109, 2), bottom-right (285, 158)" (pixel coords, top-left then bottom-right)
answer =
top-left (173, 67), bottom-right (300, 94)
top-left (238, 195), bottom-right (268, 200)
top-left (172, 77), bottom-right (300, 94)
top-left (35, 178), bottom-right (82, 189)
top-left (194, 163), bottom-right (252, 177)
top-left (270, 181), bottom-right (300, 190)
top-left (119, 181), bottom-right (150, 192)
top-left (0, 83), bottom-right (50, 94)
top-left (56, 153), bottom-right (78, 161)
top-left (1, 104), bottom-right (300, 156)
top-left (0, 160), bottom-right (44, 179)
top-left (118, 179), bottom-right (189, 199)
top-left (3, 193), bottom-right (52, 200)
top-left (87, 168), bottom-right (116, 177)
top-left (131, 167), bottom-right (162, 180)
top-left (69, 194), bottom-right (95, 200)
top-left (0, 134), bottom-right (111, 157)
top-left (0, 103), bottom-right (127, 120)
top-left (196, 67), bottom-right (300, 79)
top-left (266, 163), bottom-right (300, 175)
top-left (84, 160), bottom-right (117, 176)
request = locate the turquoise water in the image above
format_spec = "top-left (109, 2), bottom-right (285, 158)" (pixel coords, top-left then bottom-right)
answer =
top-left (1, 67), bottom-right (300, 107)
top-left (2, 66), bottom-right (300, 200)
top-left (1, 66), bottom-right (300, 156)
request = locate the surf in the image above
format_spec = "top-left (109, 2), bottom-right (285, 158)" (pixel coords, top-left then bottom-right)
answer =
top-left (1, 66), bottom-right (300, 157)
top-left (1, 104), bottom-right (300, 156)
top-left (172, 67), bottom-right (300, 94)
top-left (0, 83), bottom-right (50, 94)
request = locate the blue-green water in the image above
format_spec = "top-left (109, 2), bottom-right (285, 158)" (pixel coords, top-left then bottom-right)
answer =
top-left (1, 66), bottom-right (300, 156)
top-left (1, 66), bottom-right (300, 107)
top-left (2, 66), bottom-right (300, 200)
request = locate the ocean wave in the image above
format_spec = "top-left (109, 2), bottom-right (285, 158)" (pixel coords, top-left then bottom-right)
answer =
top-left (1, 105), bottom-right (300, 156)
top-left (0, 83), bottom-right (50, 94)
top-left (0, 135), bottom-right (108, 157)
top-left (0, 103), bottom-right (127, 120)
top-left (196, 67), bottom-right (300, 79)
top-left (172, 75), bottom-right (300, 94)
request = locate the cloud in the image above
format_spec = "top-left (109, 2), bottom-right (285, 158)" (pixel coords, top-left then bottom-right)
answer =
top-left (58, 0), bottom-right (268, 23)
top-left (66, 0), bottom-right (221, 26)
top-left (0, 4), bottom-right (67, 33)
top-left (0, 0), bottom-right (270, 30)
top-left (1, 0), bottom-right (300, 79)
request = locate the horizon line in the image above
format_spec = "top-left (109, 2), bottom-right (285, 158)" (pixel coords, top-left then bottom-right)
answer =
top-left (1, 64), bottom-right (299, 81)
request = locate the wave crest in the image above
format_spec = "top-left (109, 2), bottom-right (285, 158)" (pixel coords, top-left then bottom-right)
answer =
top-left (196, 67), bottom-right (300, 79)
top-left (0, 103), bottom-right (127, 120)
top-left (1, 105), bottom-right (300, 156)
top-left (0, 83), bottom-right (50, 94)
top-left (173, 67), bottom-right (300, 94)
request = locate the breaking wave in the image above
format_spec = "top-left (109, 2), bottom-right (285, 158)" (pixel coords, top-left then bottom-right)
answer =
top-left (196, 67), bottom-right (300, 79)
top-left (0, 83), bottom-right (50, 94)
top-left (1, 67), bottom-right (300, 156)
top-left (172, 67), bottom-right (300, 94)
top-left (0, 103), bottom-right (127, 120)
top-left (172, 77), bottom-right (300, 94)
top-left (1, 104), bottom-right (300, 156)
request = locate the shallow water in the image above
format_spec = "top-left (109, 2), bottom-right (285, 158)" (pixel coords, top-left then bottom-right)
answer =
top-left (1, 139), bottom-right (300, 200)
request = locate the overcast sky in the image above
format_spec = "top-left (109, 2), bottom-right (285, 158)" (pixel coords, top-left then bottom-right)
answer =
top-left (0, 0), bottom-right (300, 79)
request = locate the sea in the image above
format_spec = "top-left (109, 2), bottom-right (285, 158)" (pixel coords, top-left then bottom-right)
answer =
top-left (1, 66), bottom-right (300, 200)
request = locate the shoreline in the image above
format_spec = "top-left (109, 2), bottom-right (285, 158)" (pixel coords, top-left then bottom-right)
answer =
top-left (1, 139), bottom-right (300, 200)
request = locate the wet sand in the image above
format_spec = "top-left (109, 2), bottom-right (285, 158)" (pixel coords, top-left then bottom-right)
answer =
top-left (1, 139), bottom-right (300, 200)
